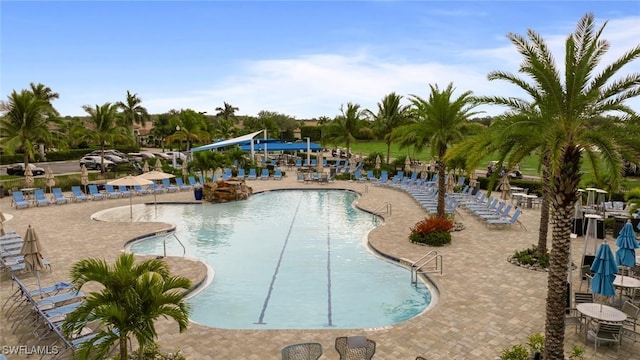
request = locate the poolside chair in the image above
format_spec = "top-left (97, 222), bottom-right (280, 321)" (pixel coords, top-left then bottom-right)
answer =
top-left (52, 188), bottom-right (69, 204)
top-left (367, 170), bottom-right (378, 182)
top-left (161, 179), bottom-right (178, 192)
top-left (11, 191), bottom-right (30, 209)
top-left (33, 189), bottom-right (51, 206)
top-left (281, 342), bottom-right (322, 360)
top-left (621, 300), bottom-right (640, 331)
top-left (295, 159), bottom-right (302, 167)
top-left (247, 168), bottom-right (257, 180)
top-left (133, 185), bottom-right (150, 195)
top-left (259, 168), bottom-right (270, 180)
top-left (486, 209), bottom-right (525, 230)
top-left (274, 168), bottom-right (283, 180)
top-left (87, 185), bottom-right (105, 200)
top-left (118, 185), bottom-right (133, 197)
top-left (70, 186), bottom-right (88, 202)
top-left (104, 184), bottom-right (122, 198)
top-left (237, 168), bottom-right (246, 179)
top-left (335, 336), bottom-right (376, 360)
top-left (50, 188), bottom-right (69, 204)
top-left (175, 178), bottom-right (192, 191)
top-left (588, 321), bottom-right (623, 352)
top-left (148, 183), bottom-right (165, 194)
top-left (188, 176), bottom-right (202, 188)
top-left (354, 171), bottom-right (366, 182)
top-left (198, 174), bottom-right (206, 185)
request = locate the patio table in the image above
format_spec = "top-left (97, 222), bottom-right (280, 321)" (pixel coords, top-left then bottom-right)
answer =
top-left (576, 302), bottom-right (626, 341)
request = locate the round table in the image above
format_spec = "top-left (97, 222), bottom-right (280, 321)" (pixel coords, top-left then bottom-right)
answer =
top-left (613, 275), bottom-right (640, 305)
top-left (576, 303), bottom-right (627, 322)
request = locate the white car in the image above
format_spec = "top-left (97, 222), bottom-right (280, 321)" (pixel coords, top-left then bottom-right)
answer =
top-left (80, 156), bottom-right (117, 171)
top-left (164, 152), bottom-right (186, 161)
top-left (103, 154), bottom-right (129, 164)
top-left (127, 152), bottom-right (156, 162)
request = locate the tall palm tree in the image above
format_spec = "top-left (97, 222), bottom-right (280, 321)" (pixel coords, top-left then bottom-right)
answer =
top-left (62, 253), bottom-right (191, 360)
top-left (0, 89), bottom-right (59, 167)
top-left (215, 102), bottom-right (239, 122)
top-left (117, 91), bottom-right (150, 144)
top-left (166, 109), bottom-right (209, 152)
top-left (323, 102), bottom-right (366, 157)
top-left (485, 13), bottom-right (640, 359)
top-left (82, 102), bottom-right (130, 174)
top-left (365, 92), bottom-right (411, 164)
top-left (395, 83), bottom-right (480, 217)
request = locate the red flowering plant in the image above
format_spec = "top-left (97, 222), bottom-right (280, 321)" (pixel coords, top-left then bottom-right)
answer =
top-left (409, 215), bottom-right (454, 246)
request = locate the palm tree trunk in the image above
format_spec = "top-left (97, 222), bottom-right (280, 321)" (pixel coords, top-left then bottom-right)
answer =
top-left (386, 141), bottom-right (391, 164)
top-left (544, 145), bottom-right (582, 360)
top-left (537, 150), bottom-right (551, 257)
top-left (119, 335), bottom-right (128, 360)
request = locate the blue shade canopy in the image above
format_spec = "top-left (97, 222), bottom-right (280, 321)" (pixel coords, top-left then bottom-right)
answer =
top-left (615, 221), bottom-right (639, 267)
top-left (590, 243), bottom-right (618, 297)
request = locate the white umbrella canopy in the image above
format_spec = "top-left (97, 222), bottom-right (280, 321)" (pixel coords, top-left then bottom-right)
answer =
top-left (45, 166), bottom-right (55, 193)
top-left (24, 165), bottom-right (34, 188)
top-left (21, 225), bottom-right (46, 290)
top-left (142, 161), bottom-right (150, 173)
top-left (108, 176), bottom-right (154, 219)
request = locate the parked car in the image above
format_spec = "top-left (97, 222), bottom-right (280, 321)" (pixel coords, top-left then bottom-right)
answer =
top-left (6, 163), bottom-right (46, 176)
top-left (87, 149), bottom-right (128, 159)
top-left (103, 154), bottom-right (129, 164)
top-left (164, 151), bottom-right (186, 161)
top-left (80, 156), bottom-right (117, 171)
top-left (127, 152), bottom-right (156, 162)
top-left (153, 153), bottom-right (173, 161)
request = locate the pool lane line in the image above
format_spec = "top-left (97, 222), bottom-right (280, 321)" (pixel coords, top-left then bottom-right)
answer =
top-left (326, 192), bottom-right (334, 327)
top-left (254, 194), bottom-right (304, 325)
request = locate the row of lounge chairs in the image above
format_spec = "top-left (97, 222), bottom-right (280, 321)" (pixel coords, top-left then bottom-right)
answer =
top-left (2, 275), bottom-right (102, 359)
top-left (460, 190), bottom-right (526, 229)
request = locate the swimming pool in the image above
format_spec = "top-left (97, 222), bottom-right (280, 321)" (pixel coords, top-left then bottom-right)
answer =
top-left (120, 190), bottom-right (432, 329)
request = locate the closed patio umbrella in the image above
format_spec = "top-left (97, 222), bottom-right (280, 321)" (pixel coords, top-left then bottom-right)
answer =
top-left (499, 174), bottom-right (511, 200)
top-left (182, 164), bottom-right (189, 180)
top-left (80, 164), bottom-right (89, 192)
top-left (590, 240), bottom-right (618, 308)
top-left (154, 157), bottom-right (163, 171)
top-left (21, 225), bottom-right (46, 290)
top-left (44, 166), bottom-right (55, 194)
top-left (404, 156), bottom-right (411, 173)
top-left (24, 166), bottom-right (34, 188)
top-left (317, 152), bottom-right (324, 172)
top-left (615, 220), bottom-right (639, 268)
top-left (469, 171), bottom-right (478, 188)
top-left (446, 171), bottom-right (455, 193)
top-left (108, 176), bottom-right (153, 219)
top-left (0, 212), bottom-right (6, 236)
top-left (142, 161), bottom-right (150, 173)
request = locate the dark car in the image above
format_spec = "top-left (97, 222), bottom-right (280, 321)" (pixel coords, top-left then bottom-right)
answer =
top-left (6, 163), bottom-right (46, 176)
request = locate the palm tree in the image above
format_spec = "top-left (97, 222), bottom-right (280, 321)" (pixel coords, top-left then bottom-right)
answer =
top-left (215, 102), bottom-right (239, 122)
top-left (365, 92), bottom-right (411, 164)
top-left (323, 103), bottom-right (366, 157)
top-left (166, 109), bottom-right (209, 152)
top-left (395, 83), bottom-right (480, 217)
top-left (82, 102), bottom-right (130, 174)
top-left (0, 89), bottom-right (59, 167)
top-left (62, 253), bottom-right (191, 360)
top-left (117, 91), bottom-right (150, 144)
top-left (485, 13), bottom-right (640, 359)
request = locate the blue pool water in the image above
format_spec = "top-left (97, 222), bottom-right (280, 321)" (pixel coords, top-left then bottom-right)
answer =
top-left (122, 190), bottom-right (432, 329)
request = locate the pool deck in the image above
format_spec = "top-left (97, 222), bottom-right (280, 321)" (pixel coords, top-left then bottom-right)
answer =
top-left (1, 176), bottom-right (638, 359)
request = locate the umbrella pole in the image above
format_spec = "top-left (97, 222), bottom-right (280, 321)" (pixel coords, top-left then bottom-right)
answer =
top-left (129, 195), bottom-right (133, 220)
top-left (35, 270), bottom-right (42, 292)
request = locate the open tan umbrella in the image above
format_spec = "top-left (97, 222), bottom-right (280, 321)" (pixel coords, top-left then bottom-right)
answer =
top-left (142, 161), bottom-right (150, 173)
top-left (24, 165), bottom-right (34, 188)
top-left (154, 157), bottom-right (163, 171)
top-left (45, 166), bottom-right (55, 194)
top-left (500, 174), bottom-right (511, 200)
top-left (108, 176), bottom-right (154, 219)
top-left (21, 225), bottom-right (46, 290)
top-left (80, 164), bottom-right (89, 192)
top-left (137, 171), bottom-right (176, 212)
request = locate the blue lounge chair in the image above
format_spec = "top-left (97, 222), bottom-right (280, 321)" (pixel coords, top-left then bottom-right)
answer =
top-left (87, 185), bottom-right (105, 200)
top-left (161, 179), bottom-right (178, 192)
top-left (274, 168), bottom-right (282, 180)
top-left (70, 187), bottom-right (88, 202)
top-left (51, 188), bottom-right (69, 204)
top-left (175, 178), bottom-right (192, 191)
top-left (222, 169), bottom-right (232, 180)
top-left (147, 183), bottom-right (164, 194)
top-left (247, 168), bottom-right (257, 180)
top-left (104, 184), bottom-right (122, 198)
top-left (295, 159), bottom-right (302, 167)
top-left (237, 168), bottom-right (246, 179)
top-left (11, 191), bottom-right (30, 209)
top-left (133, 185), bottom-right (149, 195)
top-left (118, 185), bottom-right (132, 197)
top-left (189, 176), bottom-right (202, 188)
top-left (259, 168), bottom-right (270, 180)
top-left (354, 171), bottom-right (366, 182)
top-left (198, 174), bottom-right (206, 185)
top-left (487, 209), bottom-right (525, 229)
top-left (33, 189), bottom-right (51, 207)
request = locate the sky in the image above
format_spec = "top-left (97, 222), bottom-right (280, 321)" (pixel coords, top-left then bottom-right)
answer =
top-left (2, 1), bottom-right (640, 120)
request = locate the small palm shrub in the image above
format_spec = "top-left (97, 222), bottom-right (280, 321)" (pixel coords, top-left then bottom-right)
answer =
top-left (625, 186), bottom-right (640, 216)
top-left (513, 246), bottom-right (550, 268)
top-left (409, 216), bottom-right (454, 246)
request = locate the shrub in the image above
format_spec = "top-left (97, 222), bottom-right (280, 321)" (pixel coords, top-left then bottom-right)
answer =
top-left (409, 216), bottom-right (454, 246)
top-left (500, 344), bottom-right (529, 360)
top-left (513, 246), bottom-right (549, 269)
